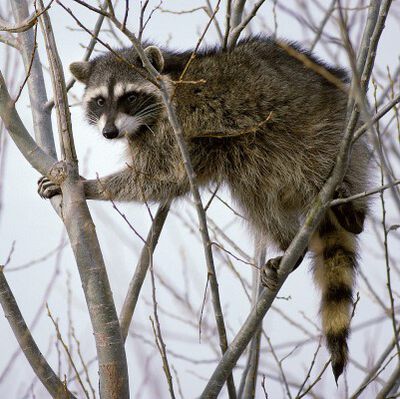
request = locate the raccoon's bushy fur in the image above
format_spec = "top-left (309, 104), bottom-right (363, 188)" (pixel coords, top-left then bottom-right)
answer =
top-left (48, 36), bottom-right (371, 381)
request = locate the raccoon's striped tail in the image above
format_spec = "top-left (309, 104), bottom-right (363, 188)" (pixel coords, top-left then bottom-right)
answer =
top-left (311, 210), bottom-right (358, 383)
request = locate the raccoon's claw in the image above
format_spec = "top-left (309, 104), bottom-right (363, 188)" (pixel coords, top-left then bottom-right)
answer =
top-left (260, 256), bottom-right (282, 291)
top-left (37, 176), bottom-right (61, 199)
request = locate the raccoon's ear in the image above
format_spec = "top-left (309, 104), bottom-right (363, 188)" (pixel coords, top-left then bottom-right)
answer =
top-left (144, 46), bottom-right (164, 73)
top-left (69, 61), bottom-right (92, 84)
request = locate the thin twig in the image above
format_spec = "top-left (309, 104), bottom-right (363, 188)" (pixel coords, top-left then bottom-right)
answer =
top-left (46, 304), bottom-right (90, 399)
top-left (310, 0), bottom-right (337, 51)
top-left (296, 360), bottom-right (331, 399)
top-left (200, 0), bottom-right (391, 395)
top-left (330, 178), bottom-right (400, 206)
top-left (95, 7), bottom-right (237, 398)
top-left (45, 0), bottom-right (108, 110)
top-left (38, 1), bottom-right (130, 396)
top-left (295, 339), bottom-right (323, 398)
top-left (13, 4), bottom-right (38, 104)
top-left (228, 0), bottom-right (267, 49)
top-left (0, 0), bottom-right (54, 33)
top-left (119, 202), bottom-right (170, 340)
top-left (149, 252), bottom-right (176, 399)
top-left (0, 271), bottom-right (77, 399)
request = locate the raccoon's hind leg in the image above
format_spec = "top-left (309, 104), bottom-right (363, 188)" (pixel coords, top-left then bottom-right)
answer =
top-left (332, 181), bottom-right (366, 234)
top-left (310, 210), bottom-right (358, 383)
top-left (260, 219), bottom-right (306, 291)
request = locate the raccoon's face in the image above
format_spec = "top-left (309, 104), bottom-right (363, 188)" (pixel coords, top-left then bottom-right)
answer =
top-left (70, 46), bottom-right (165, 140)
top-left (82, 81), bottom-right (163, 140)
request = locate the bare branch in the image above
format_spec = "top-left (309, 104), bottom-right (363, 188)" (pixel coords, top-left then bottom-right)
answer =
top-left (353, 93), bottom-right (400, 141)
top-left (38, 0), bottom-right (76, 163)
top-left (0, 70), bottom-right (56, 175)
top-left (149, 258), bottom-right (176, 399)
top-left (0, 270), bottom-right (77, 399)
top-left (0, 33), bottom-right (19, 49)
top-left (119, 202), bottom-right (171, 341)
top-left (331, 178), bottom-right (400, 206)
top-left (239, 246), bottom-right (265, 398)
top-left (230, 0), bottom-right (247, 31)
top-left (351, 325), bottom-right (400, 398)
top-left (46, 304), bottom-right (90, 399)
top-left (376, 364), bottom-right (400, 398)
top-left (0, 232), bottom-right (65, 385)
top-left (296, 360), bottom-right (331, 399)
top-left (200, 0), bottom-right (393, 396)
top-left (13, 16), bottom-right (38, 104)
top-left (45, 0), bottom-right (108, 110)
top-left (94, 8), bottom-right (237, 398)
top-left (0, 0), bottom-right (54, 33)
top-left (228, 0), bottom-right (267, 49)
top-left (35, 1), bottom-right (130, 396)
top-left (310, 0), bottom-right (337, 51)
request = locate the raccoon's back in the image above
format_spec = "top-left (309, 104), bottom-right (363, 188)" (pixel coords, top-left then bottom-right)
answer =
top-left (170, 37), bottom-right (349, 142)
top-left (166, 36), bottom-right (365, 208)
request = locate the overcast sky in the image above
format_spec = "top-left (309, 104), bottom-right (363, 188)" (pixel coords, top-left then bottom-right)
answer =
top-left (1, 1), bottom-right (400, 398)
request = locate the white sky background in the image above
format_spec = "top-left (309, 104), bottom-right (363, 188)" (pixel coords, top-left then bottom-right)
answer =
top-left (1, 1), bottom-right (400, 398)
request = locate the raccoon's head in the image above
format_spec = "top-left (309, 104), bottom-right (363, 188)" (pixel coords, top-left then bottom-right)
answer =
top-left (70, 46), bottom-right (165, 140)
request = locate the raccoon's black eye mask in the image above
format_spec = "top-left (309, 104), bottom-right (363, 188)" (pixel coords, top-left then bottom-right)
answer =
top-left (119, 92), bottom-right (138, 104)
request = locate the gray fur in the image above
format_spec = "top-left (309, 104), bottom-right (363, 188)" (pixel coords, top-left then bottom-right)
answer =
top-left (144, 45), bottom-right (164, 72)
top-left (69, 61), bottom-right (92, 84)
top-left (55, 36), bottom-right (371, 379)
top-left (69, 37), bottom-right (369, 245)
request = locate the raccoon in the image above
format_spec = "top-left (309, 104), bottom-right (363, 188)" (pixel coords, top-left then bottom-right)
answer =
top-left (38, 36), bottom-right (370, 381)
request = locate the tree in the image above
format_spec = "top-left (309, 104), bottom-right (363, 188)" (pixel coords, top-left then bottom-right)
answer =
top-left (0, 1), bottom-right (399, 398)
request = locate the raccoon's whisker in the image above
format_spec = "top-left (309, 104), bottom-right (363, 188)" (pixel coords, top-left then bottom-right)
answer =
top-left (144, 123), bottom-right (156, 135)
top-left (86, 111), bottom-right (99, 122)
top-left (132, 96), bottom-right (154, 110)
top-left (135, 105), bottom-right (163, 118)
top-left (87, 114), bottom-right (98, 121)
top-left (68, 37), bottom-right (371, 388)
top-left (135, 110), bottom-right (161, 120)
top-left (86, 115), bottom-right (99, 125)
top-left (136, 96), bottom-right (153, 107)
top-left (137, 103), bottom-right (163, 113)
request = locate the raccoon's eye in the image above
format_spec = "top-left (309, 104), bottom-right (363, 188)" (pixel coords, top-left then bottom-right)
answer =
top-left (127, 93), bottom-right (137, 103)
top-left (96, 97), bottom-right (105, 107)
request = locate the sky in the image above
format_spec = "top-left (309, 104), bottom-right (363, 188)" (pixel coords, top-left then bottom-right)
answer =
top-left (1, 1), bottom-right (400, 398)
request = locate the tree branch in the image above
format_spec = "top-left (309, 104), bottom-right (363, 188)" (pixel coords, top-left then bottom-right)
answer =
top-left (0, 70), bottom-right (56, 175)
top-left (0, 270), bottom-right (77, 399)
top-left (11, 0), bottom-right (57, 159)
top-left (228, 0), bottom-right (267, 49)
top-left (37, 1), bottom-right (130, 397)
top-left (0, 0), bottom-right (54, 33)
top-left (45, 0), bottom-right (108, 110)
top-left (119, 201), bottom-right (170, 341)
top-left (239, 245), bottom-right (265, 399)
top-left (376, 363), bottom-right (400, 399)
top-left (73, 7), bottom-right (239, 397)
top-left (200, 0), bottom-right (392, 396)
top-left (0, 33), bottom-right (19, 49)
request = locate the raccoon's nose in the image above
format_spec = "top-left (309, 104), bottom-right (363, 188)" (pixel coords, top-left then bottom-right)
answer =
top-left (103, 125), bottom-right (119, 139)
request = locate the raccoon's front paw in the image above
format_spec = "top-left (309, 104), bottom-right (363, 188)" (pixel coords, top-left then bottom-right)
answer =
top-left (260, 256), bottom-right (282, 291)
top-left (37, 176), bottom-right (61, 199)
